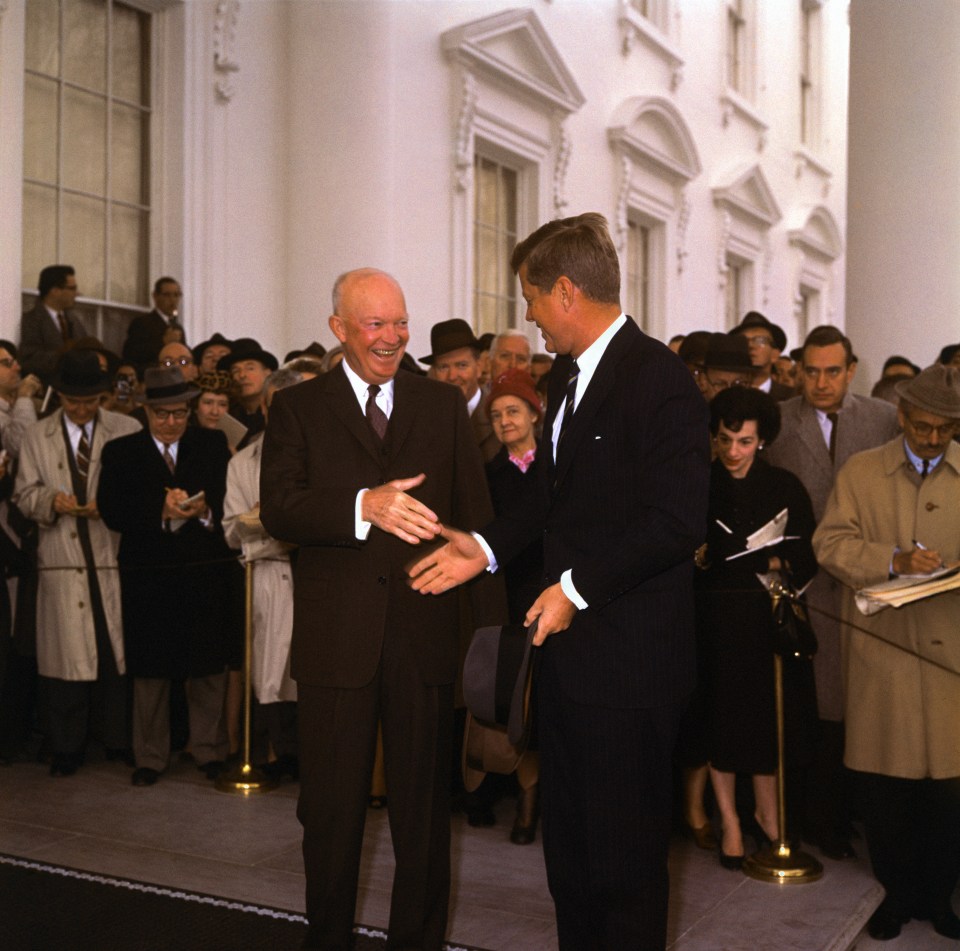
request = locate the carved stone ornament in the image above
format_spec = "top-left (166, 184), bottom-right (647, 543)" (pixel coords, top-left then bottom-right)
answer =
top-left (455, 72), bottom-right (478, 193)
top-left (553, 123), bottom-right (572, 216)
top-left (214, 0), bottom-right (241, 103)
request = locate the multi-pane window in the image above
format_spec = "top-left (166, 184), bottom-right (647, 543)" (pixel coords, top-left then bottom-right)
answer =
top-left (23, 0), bottom-right (151, 346)
top-left (726, 0), bottom-right (747, 94)
top-left (473, 154), bottom-right (518, 336)
top-left (626, 219), bottom-right (650, 331)
top-left (800, 0), bottom-right (820, 146)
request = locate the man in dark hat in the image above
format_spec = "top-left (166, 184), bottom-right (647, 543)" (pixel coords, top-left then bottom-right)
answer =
top-left (193, 333), bottom-right (233, 376)
top-left (12, 350), bottom-right (141, 776)
top-left (97, 366), bottom-right (236, 786)
top-left (699, 332), bottom-right (755, 401)
top-left (122, 276), bottom-right (186, 374)
top-left (813, 364), bottom-right (960, 942)
top-left (219, 338), bottom-right (279, 442)
top-left (422, 318), bottom-right (500, 461)
top-left (729, 311), bottom-right (793, 401)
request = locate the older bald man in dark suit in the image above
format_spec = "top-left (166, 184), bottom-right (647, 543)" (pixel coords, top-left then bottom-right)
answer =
top-left (260, 268), bottom-right (496, 951)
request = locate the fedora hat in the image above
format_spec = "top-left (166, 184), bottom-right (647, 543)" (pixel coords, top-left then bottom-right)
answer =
top-left (703, 333), bottom-right (755, 375)
top-left (136, 366), bottom-right (201, 405)
top-left (217, 337), bottom-right (279, 373)
top-left (462, 621), bottom-right (536, 748)
top-left (420, 319), bottom-right (483, 365)
top-left (50, 349), bottom-right (112, 396)
top-left (895, 364), bottom-right (960, 418)
top-left (729, 311), bottom-right (787, 352)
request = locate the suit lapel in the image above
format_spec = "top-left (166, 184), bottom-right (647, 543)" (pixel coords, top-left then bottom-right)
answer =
top-left (388, 371), bottom-right (420, 460)
top-left (327, 363), bottom-right (385, 465)
top-left (553, 320), bottom-right (638, 489)
top-left (795, 401), bottom-right (834, 478)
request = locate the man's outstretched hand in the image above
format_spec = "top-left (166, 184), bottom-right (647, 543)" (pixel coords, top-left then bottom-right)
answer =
top-left (407, 525), bottom-right (489, 593)
top-left (363, 473), bottom-right (440, 545)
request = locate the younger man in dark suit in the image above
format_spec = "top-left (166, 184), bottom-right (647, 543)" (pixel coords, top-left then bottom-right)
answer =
top-left (411, 213), bottom-right (710, 950)
top-left (19, 265), bottom-right (86, 384)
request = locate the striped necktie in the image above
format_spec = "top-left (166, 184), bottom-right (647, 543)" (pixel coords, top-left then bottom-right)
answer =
top-left (76, 425), bottom-right (91, 479)
top-left (557, 359), bottom-right (580, 450)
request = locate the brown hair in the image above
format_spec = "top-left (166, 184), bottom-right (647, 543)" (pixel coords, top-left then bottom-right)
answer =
top-left (510, 212), bottom-right (620, 305)
top-left (801, 325), bottom-right (854, 366)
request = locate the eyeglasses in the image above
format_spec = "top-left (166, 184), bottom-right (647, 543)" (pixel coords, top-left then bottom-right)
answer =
top-left (0, 358), bottom-right (18, 369)
top-left (744, 335), bottom-right (773, 348)
top-left (904, 416), bottom-right (959, 439)
top-left (704, 375), bottom-right (749, 391)
top-left (161, 357), bottom-right (194, 368)
top-left (151, 408), bottom-right (189, 422)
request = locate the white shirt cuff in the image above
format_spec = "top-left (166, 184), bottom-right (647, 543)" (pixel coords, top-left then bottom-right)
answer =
top-left (355, 489), bottom-right (372, 541)
top-left (560, 569), bottom-right (588, 609)
top-left (472, 532), bottom-right (496, 573)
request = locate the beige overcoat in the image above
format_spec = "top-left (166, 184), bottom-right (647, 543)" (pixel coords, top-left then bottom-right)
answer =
top-left (13, 408), bottom-right (141, 680)
top-left (812, 437), bottom-right (960, 779)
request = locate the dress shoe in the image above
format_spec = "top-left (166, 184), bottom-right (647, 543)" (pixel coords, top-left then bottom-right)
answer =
top-left (931, 910), bottom-right (960, 940)
top-left (131, 767), bottom-right (159, 787)
top-left (198, 760), bottom-right (225, 780)
top-left (50, 754), bottom-right (81, 777)
top-left (688, 821), bottom-right (718, 851)
top-left (510, 786), bottom-right (540, 845)
top-left (867, 901), bottom-right (908, 941)
top-left (718, 849), bottom-right (744, 871)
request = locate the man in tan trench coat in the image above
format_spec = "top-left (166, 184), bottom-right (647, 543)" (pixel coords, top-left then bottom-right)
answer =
top-left (813, 364), bottom-right (960, 942)
top-left (13, 350), bottom-right (140, 776)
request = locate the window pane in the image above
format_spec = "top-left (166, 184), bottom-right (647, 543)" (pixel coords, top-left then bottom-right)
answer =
top-left (22, 182), bottom-right (58, 290)
top-left (63, 0), bottom-right (107, 93)
top-left (475, 158), bottom-right (497, 224)
top-left (63, 191), bottom-right (106, 299)
top-left (24, 74), bottom-right (59, 183)
top-left (62, 85), bottom-right (106, 194)
top-left (25, 0), bottom-right (60, 75)
top-left (110, 203), bottom-right (147, 304)
top-left (112, 3), bottom-right (150, 105)
top-left (112, 103), bottom-right (147, 204)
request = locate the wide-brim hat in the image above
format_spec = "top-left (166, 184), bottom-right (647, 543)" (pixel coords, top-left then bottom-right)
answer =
top-left (703, 332), bottom-right (755, 374)
top-left (192, 332), bottom-right (233, 366)
top-left (462, 711), bottom-right (524, 793)
top-left (283, 341), bottom-right (328, 363)
top-left (420, 319), bottom-right (483, 365)
top-left (217, 337), bottom-right (279, 373)
top-left (677, 330), bottom-right (712, 366)
top-left (50, 349), bottom-right (112, 396)
top-left (136, 366), bottom-right (201, 405)
top-left (895, 364), bottom-right (960, 418)
top-left (463, 622), bottom-right (536, 748)
top-left (729, 311), bottom-right (787, 352)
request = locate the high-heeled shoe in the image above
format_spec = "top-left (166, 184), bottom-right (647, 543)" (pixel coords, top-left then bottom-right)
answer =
top-left (718, 827), bottom-right (744, 871)
top-left (687, 820), bottom-right (718, 851)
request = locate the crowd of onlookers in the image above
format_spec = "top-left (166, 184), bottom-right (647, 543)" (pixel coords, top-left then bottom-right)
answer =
top-left (1, 264), bottom-right (959, 940)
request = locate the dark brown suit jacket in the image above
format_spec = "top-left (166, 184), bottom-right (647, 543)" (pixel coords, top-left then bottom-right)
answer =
top-left (259, 364), bottom-right (497, 689)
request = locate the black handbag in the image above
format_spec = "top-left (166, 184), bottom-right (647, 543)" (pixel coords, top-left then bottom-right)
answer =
top-left (770, 568), bottom-right (818, 660)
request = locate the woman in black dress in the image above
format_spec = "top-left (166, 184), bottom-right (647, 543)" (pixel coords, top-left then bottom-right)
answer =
top-left (697, 387), bottom-right (818, 869)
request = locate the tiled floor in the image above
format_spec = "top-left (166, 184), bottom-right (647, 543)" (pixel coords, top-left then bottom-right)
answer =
top-left (0, 749), bottom-right (956, 950)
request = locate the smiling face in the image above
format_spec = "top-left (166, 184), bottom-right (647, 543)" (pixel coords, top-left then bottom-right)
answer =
top-left (433, 347), bottom-right (481, 402)
top-left (489, 393), bottom-right (538, 456)
top-left (329, 272), bottom-right (409, 386)
top-left (714, 419), bottom-right (761, 480)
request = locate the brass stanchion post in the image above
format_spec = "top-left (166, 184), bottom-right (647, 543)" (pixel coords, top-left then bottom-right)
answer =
top-left (217, 559), bottom-right (276, 795)
top-left (743, 584), bottom-right (822, 884)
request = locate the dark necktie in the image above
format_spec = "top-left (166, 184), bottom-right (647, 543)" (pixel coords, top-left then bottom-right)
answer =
top-left (921, 459), bottom-right (929, 478)
top-left (557, 359), bottom-right (580, 450)
top-left (163, 445), bottom-right (175, 475)
top-left (76, 425), bottom-right (90, 481)
top-left (57, 312), bottom-right (69, 342)
top-left (827, 412), bottom-right (839, 463)
top-left (366, 384), bottom-right (388, 441)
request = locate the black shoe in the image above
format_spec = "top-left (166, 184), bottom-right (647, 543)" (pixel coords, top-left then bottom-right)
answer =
top-left (106, 748), bottom-right (134, 766)
top-left (50, 754), bottom-right (81, 777)
top-left (867, 901), bottom-right (908, 941)
top-left (931, 910), bottom-right (960, 940)
top-left (198, 760), bottom-right (225, 780)
top-left (718, 850), bottom-right (744, 871)
top-left (131, 767), bottom-right (159, 787)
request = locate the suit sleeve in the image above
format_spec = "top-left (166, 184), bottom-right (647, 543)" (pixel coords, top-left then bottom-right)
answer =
top-left (97, 438), bottom-right (166, 535)
top-left (11, 427), bottom-right (58, 527)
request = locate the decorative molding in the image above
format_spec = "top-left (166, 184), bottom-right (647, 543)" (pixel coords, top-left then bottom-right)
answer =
top-left (213, 0), bottom-right (240, 103)
top-left (717, 209), bottom-right (732, 289)
top-left (719, 89), bottom-right (768, 152)
top-left (676, 195), bottom-right (691, 274)
top-left (553, 123), bottom-right (572, 216)
top-left (608, 96), bottom-right (701, 184)
top-left (614, 154), bottom-right (633, 251)
top-left (619, 1), bottom-right (684, 90)
top-left (788, 204), bottom-right (843, 261)
top-left (454, 72), bottom-right (479, 193)
top-left (762, 239), bottom-right (773, 307)
top-left (712, 163), bottom-right (781, 231)
top-left (793, 147), bottom-right (833, 198)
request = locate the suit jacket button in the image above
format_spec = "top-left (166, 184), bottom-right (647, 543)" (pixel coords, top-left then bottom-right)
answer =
top-left (926, 501), bottom-right (937, 511)
top-left (378, 576), bottom-right (387, 585)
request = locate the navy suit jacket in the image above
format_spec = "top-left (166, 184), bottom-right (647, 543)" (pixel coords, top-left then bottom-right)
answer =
top-left (484, 318), bottom-right (710, 709)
